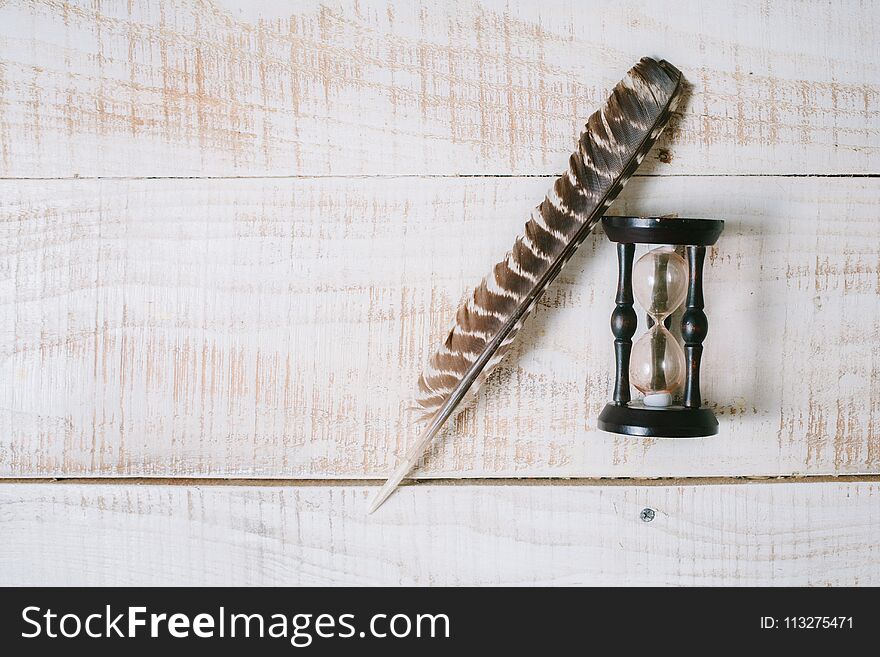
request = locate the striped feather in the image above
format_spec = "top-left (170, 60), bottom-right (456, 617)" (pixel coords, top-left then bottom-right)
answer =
top-left (370, 57), bottom-right (683, 512)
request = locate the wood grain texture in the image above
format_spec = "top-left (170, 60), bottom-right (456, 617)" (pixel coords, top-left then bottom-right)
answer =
top-left (0, 0), bottom-right (877, 177)
top-left (2, 481), bottom-right (878, 585)
top-left (2, 176), bottom-right (878, 478)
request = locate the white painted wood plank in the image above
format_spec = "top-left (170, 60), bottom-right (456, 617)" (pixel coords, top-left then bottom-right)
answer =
top-left (0, 0), bottom-right (877, 177)
top-left (2, 481), bottom-right (877, 586)
top-left (1, 176), bottom-right (878, 478)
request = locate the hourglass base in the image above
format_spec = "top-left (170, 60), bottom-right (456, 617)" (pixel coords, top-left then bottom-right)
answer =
top-left (597, 402), bottom-right (718, 438)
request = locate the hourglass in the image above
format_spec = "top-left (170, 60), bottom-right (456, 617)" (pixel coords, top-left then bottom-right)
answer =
top-left (597, 216), bottom-right (724, 437)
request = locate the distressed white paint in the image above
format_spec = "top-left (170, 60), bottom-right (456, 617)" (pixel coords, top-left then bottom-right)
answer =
top-left (0, 0), bottom-right (877, 177)
top-left (0, 0), bottom-right (878, 588)
top-left (1, 176), bottom-right (878, 478)
top-left (2, 482), bottom-right (878, 586)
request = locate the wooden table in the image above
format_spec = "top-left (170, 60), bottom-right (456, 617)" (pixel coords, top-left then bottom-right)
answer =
top-left (1, 0), bottom-right (878, 585)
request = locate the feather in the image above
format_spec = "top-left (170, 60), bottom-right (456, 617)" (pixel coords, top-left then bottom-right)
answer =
top-left (369, 57), bottom-right (683, 513)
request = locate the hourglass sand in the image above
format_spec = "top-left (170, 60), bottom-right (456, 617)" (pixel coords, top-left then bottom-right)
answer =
top-left (597, 216), bottom-right (724, 438)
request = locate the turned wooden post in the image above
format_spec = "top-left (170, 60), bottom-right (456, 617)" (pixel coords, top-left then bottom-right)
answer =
top-left (681, 246), bottom-right (708, 408)
top-left (611, 243), bottom-right (637, 405)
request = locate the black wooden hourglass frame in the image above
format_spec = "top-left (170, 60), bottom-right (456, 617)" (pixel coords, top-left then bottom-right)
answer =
top-left (597, 216), bottom-right (724, 438)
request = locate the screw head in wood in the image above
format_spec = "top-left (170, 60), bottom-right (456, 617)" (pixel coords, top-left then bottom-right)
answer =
top-left (640, 507), bottom-right (656, 522)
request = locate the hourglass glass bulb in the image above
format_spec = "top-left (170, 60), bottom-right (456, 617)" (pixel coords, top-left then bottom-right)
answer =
top-left (632, 246), bottom-right (688, 321)
top-left (630, 246), bottom-right (689, 407)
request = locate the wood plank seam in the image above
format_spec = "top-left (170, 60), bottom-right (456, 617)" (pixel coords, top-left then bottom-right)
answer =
top-left (1, 475), bottom-right (878, 487)
top-left (1, 173), bottom-right (879, 181)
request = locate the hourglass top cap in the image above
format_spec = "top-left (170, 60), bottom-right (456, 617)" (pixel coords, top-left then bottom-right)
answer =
top-left (602, 216), bottom-right (724, 246)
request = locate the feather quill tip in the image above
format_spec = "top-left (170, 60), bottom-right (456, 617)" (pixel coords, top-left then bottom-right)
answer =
top-left (367, 488), bottom-right (391, 515)
top-left (367, 460), bottom-right (415, 513)
top-left (367, 481), bottom-right (399, 514)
